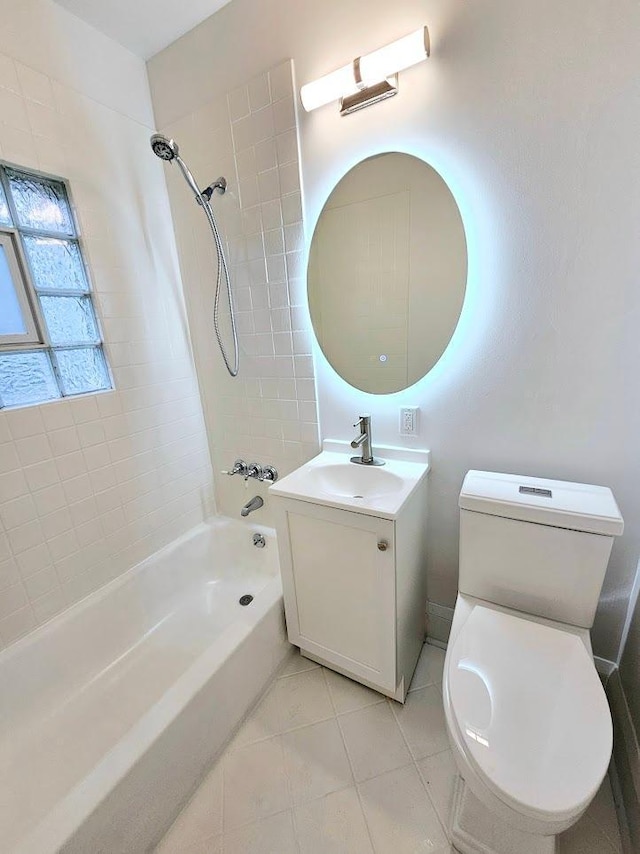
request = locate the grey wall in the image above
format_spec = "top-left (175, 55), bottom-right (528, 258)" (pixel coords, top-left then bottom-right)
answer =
top-left (148, 0), bottom-right (640, 663)
top-left (621, 590), bottom-right (640, 734)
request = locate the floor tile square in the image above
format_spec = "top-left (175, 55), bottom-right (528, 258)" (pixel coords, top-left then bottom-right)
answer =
top-left (223, 737), bottom-right (290, 829)
top-left (273, 666), bottom-right (335, 732)
top-left (155, 830), bottom-right (221, 854)
top-left (233, 667), bottom-right (333, 748)
top-left (339, 701), bottom-right (412, 782)
top-left (358, 764), bottom-right (449, 854)
top-left (282, 718), bottom-right (353, 805)
top-left (223, 810), bottom-right (297, 854)
top-left (324, 667), bottom-right (385, 714)
top-left (410, 643), bottom-right (446, 692)
top-left (392, 684), bottom-right (450, 760)
top-left (294, 786), bottom-right (374, 854)
top-left (416, 749), bottom-right (457, 831)
top-left (279, 649), bottom-right (320, 677)
top-left (231, 685), bottom-right (282, 749)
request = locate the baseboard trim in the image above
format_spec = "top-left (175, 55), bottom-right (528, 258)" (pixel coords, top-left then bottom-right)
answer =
top-left (426, 601), bottom-right (454, 645)
top-left (595, 656), bottom-right (617, 681)
top-left (607, 668), bottom-right (640, 854)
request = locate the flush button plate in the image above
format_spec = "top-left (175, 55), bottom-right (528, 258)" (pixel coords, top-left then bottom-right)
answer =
top-left (519, 485), bottom-right (553, 498)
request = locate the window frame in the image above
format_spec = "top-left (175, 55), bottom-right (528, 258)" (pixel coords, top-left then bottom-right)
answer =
top-left (0, 227), bottom-right (45, 346)
top-left (0, 160), bottom-right (113, 408)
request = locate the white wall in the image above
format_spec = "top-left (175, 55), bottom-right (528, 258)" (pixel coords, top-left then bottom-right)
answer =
top-left (0, 0), bottom-right (152, 125)
top-left (0, 0), bottom-right (214, 648)
top-left (149, 0), bottom-right (640, 663)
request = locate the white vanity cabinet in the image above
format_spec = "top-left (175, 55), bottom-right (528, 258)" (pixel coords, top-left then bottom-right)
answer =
top-left (271, 450), bottom-right (429, 702)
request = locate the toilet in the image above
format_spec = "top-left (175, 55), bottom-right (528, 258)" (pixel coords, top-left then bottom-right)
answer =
top-left (443, 470), bottom-right (624, 854)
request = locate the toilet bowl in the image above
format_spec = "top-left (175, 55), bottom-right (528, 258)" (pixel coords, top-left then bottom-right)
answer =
top-left (442, 470), bottom-right (624, 854)
top-left (443, 594), bottom-right (612, 852)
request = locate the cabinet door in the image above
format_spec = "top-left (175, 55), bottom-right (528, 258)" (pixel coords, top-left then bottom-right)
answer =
top-left (277, 499), bottom-right (396, 692)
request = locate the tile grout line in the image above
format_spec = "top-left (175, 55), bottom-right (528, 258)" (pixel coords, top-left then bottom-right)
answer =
top-left (158, 652), bottom-right (448, 851)
top-left (218, 652), bottom-right (302, 841)
top-left (387, 672), bottom-right (454, 846)
top-left (413, 748), bottom-right (456, 846)
top-left (233, 668), bottom-right (337, 751)
top-left (223, 664), bottom-right (359, 838)
top-left (279, 661), bottom-right (343, 850)
top-left (321, 665), bottom-right (378, 854)
top-left (222, 806), bottom-right (295, 849)
top-left (276, 659), bottom-right (319, 679)
top-left (156, 650), bottom-right (620, 853)
top-left (276, 728), bottom-right (298, 852)
top-left (284, 661), bottom-right (371, 851)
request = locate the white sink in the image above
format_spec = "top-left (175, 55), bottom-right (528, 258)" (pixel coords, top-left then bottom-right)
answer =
top-left (269, 449), bottom-right (430, 519)
top-left (303, 464), bottom-right (404, 500)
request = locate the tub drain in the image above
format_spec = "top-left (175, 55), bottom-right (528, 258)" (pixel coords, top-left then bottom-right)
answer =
top-left (239, 594), bottom-right (254, 606)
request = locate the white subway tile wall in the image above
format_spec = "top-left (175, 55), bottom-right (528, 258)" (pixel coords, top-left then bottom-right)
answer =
top-left (0, 50), bottom-right (215, 649)
top-left (162, 61), bottom-right (319, 520)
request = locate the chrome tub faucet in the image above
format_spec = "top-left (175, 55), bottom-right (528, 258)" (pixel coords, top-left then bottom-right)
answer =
top-left (223, 460), bottom-right (278, 483)
top-left (241, 495), bottom-right (264, 517)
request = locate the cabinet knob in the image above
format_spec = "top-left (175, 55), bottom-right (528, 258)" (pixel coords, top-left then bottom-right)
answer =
top-left (377, 540), bottom-right (388, 551)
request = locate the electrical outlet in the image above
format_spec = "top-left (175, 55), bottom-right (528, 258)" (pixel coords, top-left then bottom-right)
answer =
top-left (400, 406), bottom-right (419, 436)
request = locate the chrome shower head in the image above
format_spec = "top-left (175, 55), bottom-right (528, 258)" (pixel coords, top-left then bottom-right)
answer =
top-left (150, 133), bottom-right (202, 198)
top-left (150, 133), bottom-right (178, 161)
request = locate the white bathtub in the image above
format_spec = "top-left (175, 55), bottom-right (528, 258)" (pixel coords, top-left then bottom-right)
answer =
top-left (0, 517), bottom-right (289, 854)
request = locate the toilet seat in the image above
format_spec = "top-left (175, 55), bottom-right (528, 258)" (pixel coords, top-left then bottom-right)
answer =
top-left (447, 603), bottom-right (612, 825)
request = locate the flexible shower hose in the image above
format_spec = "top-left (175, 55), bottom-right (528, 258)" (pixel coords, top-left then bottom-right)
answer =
top-left (199, 195), bottom-right (239, 377)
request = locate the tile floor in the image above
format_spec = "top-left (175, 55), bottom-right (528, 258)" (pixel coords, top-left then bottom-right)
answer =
top-left (155, 644), bottom-right (623, 854)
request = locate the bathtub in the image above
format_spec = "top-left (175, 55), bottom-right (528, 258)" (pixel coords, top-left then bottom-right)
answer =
top-left (0, 517), bottom-right (289, 854)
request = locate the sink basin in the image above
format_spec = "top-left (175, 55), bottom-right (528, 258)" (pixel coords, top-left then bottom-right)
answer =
top-left (269, 449), bottom-right (430, 519)
top-left (303, 464), bottom-right (404, 500)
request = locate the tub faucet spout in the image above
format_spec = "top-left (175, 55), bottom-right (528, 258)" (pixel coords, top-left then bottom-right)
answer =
top-left (241, 495), bottom-right (264, 517)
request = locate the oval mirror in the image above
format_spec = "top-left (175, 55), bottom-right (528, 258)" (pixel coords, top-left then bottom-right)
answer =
top-left (308, 152), bottom-right (467, 394)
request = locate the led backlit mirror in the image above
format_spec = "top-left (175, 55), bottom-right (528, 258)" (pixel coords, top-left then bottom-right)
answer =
top-left (308, 152), bottom-right (467, 394)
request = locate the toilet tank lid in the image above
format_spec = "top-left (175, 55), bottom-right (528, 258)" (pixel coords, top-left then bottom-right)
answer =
top-left (459, 470), bottom-right (624, 536)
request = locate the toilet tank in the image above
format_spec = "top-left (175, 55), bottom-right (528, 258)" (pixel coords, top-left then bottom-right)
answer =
top-left (458, 471), bottom-right (624, 628)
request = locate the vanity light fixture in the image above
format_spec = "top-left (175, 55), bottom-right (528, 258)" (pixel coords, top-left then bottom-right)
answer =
top-left (300, 26), bottom-right (430, 115)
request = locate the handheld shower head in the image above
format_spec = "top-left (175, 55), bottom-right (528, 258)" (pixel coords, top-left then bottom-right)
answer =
top-left (150, 133), bottom-right (179, 161)
top-left (149, 131), bottom-right (239, 376)
top-left (150, 133), bottom-right (203, 199)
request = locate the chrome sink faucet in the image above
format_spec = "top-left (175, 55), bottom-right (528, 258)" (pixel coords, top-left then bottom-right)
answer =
top-left (350, 415), bottom-right (385, 466)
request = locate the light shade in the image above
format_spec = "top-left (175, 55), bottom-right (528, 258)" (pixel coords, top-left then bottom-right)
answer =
top-left (300, 63), bottom-right (357, 112)
top-left (300, 26), bottom-right (430, 113)
top-left (358, 28), bottom-right (429, 84)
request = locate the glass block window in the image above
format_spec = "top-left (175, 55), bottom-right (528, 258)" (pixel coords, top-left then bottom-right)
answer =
top-left (0, 182), bottom-right (11, 227)
top-left (0, 164), bottom-right (111, 409)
